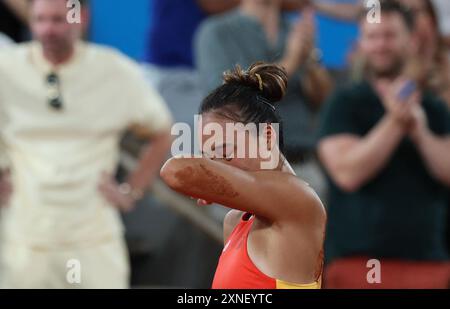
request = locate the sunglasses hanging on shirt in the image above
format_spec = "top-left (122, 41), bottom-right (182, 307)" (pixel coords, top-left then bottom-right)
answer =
top-left (46, 72), bottom-right (64, 111)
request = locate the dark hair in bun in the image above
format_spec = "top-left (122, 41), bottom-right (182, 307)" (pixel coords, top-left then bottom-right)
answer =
top-left (200, 62), bottom-right (288, 153)
top-left (223, 62), bottom-right (288, 103)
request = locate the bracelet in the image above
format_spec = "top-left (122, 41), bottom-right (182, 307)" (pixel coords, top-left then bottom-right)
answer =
top-left (118, 183), bottom-right (145, 201)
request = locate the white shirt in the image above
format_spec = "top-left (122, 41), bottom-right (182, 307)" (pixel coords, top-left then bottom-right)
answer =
top-left (0, 33), bottom-right (13, 49)
top-left (0, 41), bottom-right (172, 249)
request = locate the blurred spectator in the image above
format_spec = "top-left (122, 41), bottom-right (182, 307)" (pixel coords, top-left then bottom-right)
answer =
top-left (429, 0), bottom-right (450, 280)
top-left (0, 0), bottom-right (28, 42)
top-left (145, 0), bottom-right (306, 68)
top-left (144, 0), bottom-right (313, 132)
top-left (143, 0), bottom-right (239, 132)
top-left (346, 0), bottom-right (450, 107)
top-left (195, 0), bottom-right (333, 163)
top-left (318, 1), bottom-right (450, 288)
top-left (0, 0), bottom-right (172, 288)
top-left (399, 0), bottom-right (450, 107)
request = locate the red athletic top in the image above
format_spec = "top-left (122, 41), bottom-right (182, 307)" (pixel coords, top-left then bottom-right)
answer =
top-left (212, 213), bottom-right (321, 289)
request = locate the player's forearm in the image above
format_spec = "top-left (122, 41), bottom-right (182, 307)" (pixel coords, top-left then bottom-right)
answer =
top-left (160, 157), bottom-right (243, 202)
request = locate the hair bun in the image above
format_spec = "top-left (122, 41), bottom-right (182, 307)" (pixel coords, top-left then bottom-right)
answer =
top-left (223, 62), bottom-right (288, 103)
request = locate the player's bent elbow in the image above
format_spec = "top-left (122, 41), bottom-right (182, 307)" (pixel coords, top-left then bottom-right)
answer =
top-left (160, 157), bottom-right (184, 191)
top-left (300, 186), bottom-right (328, 225)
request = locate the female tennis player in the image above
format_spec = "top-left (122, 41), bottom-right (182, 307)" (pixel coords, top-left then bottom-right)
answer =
top-left (160, 62), bottom-right (326, 289)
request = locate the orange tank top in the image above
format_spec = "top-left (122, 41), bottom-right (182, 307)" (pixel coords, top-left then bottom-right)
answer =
top-left (212, 213), bottom-right (322, 289)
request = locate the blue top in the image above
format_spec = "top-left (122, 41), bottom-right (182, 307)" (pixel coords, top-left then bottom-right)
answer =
top-left (316, 14), bottom-right (359, 69)
top-left (316, 0), bottom-right (360, 69)
top-left (146, 0), bottom-right (206, 68)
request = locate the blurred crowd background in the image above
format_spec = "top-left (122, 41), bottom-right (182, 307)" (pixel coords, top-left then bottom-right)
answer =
top-left (0, 0), bottom-right (449, 288)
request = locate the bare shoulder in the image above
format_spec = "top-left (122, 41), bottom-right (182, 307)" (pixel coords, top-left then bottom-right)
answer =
top-left (253, 171), bottom-right (327, 224)
top-left (223, 209), bottom-right (244, 244)
top-left (287, 174), bottom-right (326, 223)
